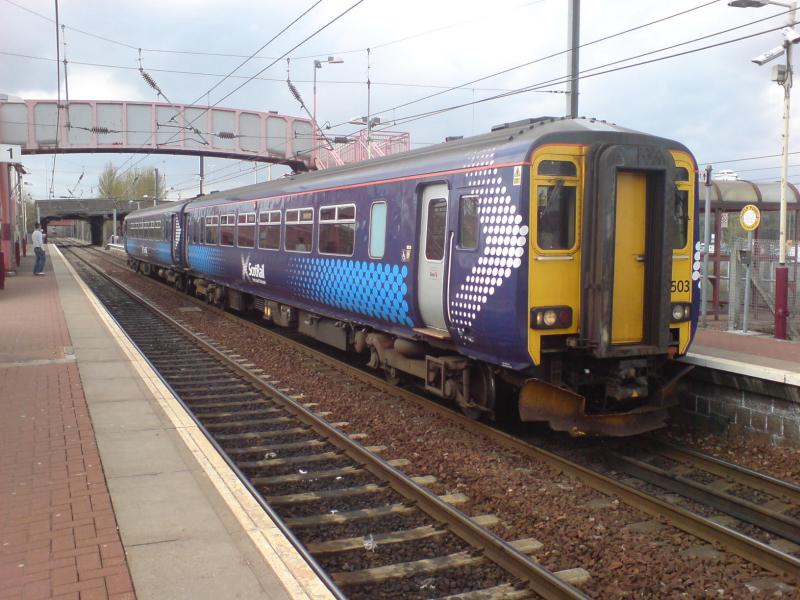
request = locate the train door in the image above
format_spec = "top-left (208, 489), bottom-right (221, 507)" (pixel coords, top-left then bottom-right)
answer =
top-left (417, 183), bottom-right (449, 331)
top-left (611, 171), bottom-right (646, 343)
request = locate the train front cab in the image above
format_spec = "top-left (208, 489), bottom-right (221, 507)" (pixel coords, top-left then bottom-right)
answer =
top-left (520, 141), bottom-right (696, 436)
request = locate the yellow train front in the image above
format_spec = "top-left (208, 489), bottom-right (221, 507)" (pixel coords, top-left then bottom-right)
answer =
top-left (518, 119), bottom-right (698, 436)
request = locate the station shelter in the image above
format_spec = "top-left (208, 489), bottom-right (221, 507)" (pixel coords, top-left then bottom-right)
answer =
top-left (700, 179), bottom-right (800, 324)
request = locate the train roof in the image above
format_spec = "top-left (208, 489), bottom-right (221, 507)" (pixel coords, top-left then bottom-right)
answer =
top-left (139, 117), bottom-right (694, 213)
top-left (124, 199), bottom-right (191, 220)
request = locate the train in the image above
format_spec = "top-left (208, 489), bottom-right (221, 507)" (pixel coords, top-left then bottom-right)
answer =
top-left (124, 116), bottom-right (700, 436)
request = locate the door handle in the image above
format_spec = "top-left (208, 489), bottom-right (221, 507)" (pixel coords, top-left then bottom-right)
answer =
top-left (635, 255), bottom-right (645, 262)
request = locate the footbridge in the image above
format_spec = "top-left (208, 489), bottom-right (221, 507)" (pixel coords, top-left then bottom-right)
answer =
top-left (0, 96), bottom-right (317, 170)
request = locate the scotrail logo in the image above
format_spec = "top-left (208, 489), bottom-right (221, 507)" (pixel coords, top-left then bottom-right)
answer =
top-left (241, 255), bottom-right (265, 284)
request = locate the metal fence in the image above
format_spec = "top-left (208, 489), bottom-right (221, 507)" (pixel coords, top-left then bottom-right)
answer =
top-left (721, 238), bottom-right (800, 339)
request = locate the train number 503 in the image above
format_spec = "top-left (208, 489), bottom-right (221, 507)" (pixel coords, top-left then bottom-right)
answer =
top-left (671, 279), bottom-right (690, 293)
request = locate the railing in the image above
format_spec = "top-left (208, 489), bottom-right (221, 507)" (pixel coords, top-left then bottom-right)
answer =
top-left (720, 238), bottom-right (800, 338)
top-left (314, 129), bottom-right (411, 169)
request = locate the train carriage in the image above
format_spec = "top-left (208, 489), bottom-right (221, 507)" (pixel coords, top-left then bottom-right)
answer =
top-left (125, 116), bottom-right (699, 436)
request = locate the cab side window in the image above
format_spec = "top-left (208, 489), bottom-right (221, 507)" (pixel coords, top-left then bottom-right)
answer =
top-left (536, 160), bottom-right (577, 251)
top-left (673, 167), bottom-right (690, 249)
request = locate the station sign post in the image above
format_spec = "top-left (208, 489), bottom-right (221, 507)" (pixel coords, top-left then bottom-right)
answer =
top-left (738, 204), bottom-right (761, 333)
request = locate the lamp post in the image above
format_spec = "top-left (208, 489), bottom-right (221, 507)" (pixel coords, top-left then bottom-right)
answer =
top-left (729, 0), bottom-right (797, 339)
top-left (312, 56), bottom-right (343, 146)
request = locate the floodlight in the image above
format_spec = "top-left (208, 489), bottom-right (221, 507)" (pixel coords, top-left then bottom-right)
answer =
top-left (752, 44), bottom-right (786, 65)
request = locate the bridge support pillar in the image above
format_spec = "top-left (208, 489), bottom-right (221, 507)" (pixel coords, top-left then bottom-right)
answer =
top-left (89, 217), bottom-right (104, 246)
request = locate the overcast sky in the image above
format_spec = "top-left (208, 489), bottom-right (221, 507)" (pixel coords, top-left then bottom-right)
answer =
top-left (2, 0), bottom-right (799, 200)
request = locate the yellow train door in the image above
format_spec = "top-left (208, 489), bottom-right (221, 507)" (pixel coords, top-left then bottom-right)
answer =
top-left (612, 171), bottom-right (646, 344)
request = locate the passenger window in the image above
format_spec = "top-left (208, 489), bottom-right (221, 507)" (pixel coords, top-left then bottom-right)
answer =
top-left (458, 195), bottom-right (478, 250)
top-left (537, 183), bottom-right (576, 250)
top-left (673, 189), bottom-right (688, 249)
top-left (425, 198), bottom-right (447, 261)
top-left (369, 202), bottom-right (387, 258)
top-left (319, 204), bottom-right (356, 255)
top-left (258, 211), bottom-right (281, 250)
top-left (205, 216), bottom-right (219, 245)
top-left (237, 213), bottom-right (256, 248)
top-left (220, 214), bottom-right (235, 246)
top-left (285, 208), bottom-right (313, 252)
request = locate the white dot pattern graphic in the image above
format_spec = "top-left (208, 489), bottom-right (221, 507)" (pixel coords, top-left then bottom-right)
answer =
top-left (451, 148), bottom-right (527, 333)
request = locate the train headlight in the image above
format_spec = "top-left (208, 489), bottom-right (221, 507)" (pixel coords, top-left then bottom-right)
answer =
top-left (670, 302), bottom-right (691, 323)
top-left (531, 306), bottom-right (573, 330)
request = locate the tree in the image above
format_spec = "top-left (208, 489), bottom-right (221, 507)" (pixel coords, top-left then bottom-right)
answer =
top-left (97, 163), bottom-right (163, 202)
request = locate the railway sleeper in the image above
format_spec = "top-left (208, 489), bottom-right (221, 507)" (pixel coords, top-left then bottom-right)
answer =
top-left (435, 583), bottom-right (535, 600)
top-left (252, 460), bottom-right (409, 485)
top-left (284, 493), bottom-right (468, 528)
top-left (336, 558), bottom-right (588, 592)
top-left (225, 438), bottom-right (326, 455)
top-left (305, 513), bottom-right (498, 555)
top-left (330, 538), bottom-right (545, 587)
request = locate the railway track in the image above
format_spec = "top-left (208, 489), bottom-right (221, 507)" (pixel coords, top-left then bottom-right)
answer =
top-left (60, 243), bottom-right (589, 600)
top-left (70, 242), bottom-right (800, 582)
top-left (603, 438), bottom-right (800, 547)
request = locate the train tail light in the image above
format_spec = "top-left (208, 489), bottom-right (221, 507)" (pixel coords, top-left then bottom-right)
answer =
top-left (531, 306), bottom-right (573, 330)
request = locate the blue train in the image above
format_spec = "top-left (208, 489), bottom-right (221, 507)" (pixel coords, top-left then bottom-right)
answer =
top-left (125, 117), bottom-right (699, 436)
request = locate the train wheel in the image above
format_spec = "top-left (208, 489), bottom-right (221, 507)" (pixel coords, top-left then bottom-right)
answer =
top-left (383, 365), bottom-right (403, 386)
top-left (459, 363), bottom-right (496, 421)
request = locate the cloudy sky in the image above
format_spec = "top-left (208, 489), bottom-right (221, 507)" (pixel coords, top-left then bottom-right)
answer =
top-left (2, 0), bottom-right (799, 200)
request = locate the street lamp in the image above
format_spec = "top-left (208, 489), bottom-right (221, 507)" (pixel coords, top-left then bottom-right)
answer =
top-left (313, 56), bottom-right (344, 145)
top-left (730, 0), bottom-right (798, 339)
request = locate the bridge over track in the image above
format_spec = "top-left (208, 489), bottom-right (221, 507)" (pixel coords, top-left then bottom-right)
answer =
top-left (0, 97), bottom-right (316, 170)
top-left (36, 197), bottom-right (169, 245)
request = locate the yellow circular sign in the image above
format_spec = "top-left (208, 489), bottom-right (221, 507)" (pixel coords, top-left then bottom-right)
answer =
top-left (739, 204), bottom-right (761, 231)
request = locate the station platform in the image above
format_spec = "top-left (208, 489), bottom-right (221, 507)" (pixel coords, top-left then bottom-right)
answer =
top-left (0, 247), bottom-right (334, 600)
top-left (683, 327), bottom-right (800, 386)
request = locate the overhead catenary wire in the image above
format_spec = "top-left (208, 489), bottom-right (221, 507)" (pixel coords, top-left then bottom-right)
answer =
top-left (326, 0), bottom-right (728, 130)
top-left (0, 0), bottom-right (545, 63)
top-left (114, 0), bottom-right (334, 180)
top-left (294, 16), bottom-right (798, 161)
top-left (116, 0), bottom-right (366, 181)
top-left (365, 19), bottom-right (796, 135)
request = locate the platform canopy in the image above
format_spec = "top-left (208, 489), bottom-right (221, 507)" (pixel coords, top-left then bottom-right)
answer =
top-left (707, 180), bottom-right (800, 208)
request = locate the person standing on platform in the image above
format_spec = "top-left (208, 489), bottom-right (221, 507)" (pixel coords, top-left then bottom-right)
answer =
top-left (32, 222), bottom-right (46, 275)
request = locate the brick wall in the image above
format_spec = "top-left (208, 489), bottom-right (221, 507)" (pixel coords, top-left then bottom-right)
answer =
top-left (676, 367), bottom-right (800, 446)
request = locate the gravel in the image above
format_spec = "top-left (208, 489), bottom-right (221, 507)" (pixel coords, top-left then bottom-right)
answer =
top-left (662, 427), bottom-right (800, 486)
top-left (88, 249), bottom-right (799, 598)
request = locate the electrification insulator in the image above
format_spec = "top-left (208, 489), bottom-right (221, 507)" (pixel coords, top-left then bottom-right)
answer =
top-left (90, 126), bottom-right (111, 134)
top-left (139, 68), bottom-right (162, 94)
top-left (287, 80), bottom-right (303, 104)
top-left (216, 131), bottom-right (236, 139)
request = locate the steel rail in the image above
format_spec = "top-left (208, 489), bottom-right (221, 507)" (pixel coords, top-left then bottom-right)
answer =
top-left (63, 243), bottom-right (589, 600)
top-left (83, 243), bottom-right (800, 578)
top-left (648, 438), bottom-right (800, 505)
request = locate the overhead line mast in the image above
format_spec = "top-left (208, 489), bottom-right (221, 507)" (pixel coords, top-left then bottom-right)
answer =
top-left (566, 0), bottom-right (580, 118)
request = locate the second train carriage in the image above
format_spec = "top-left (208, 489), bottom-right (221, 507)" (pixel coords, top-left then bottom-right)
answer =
top-left (125, 116), bottom-right (699, 436)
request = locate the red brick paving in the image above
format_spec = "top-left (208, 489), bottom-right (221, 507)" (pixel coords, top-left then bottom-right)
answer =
top-left (0, 255), bottom-right (136, 599)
